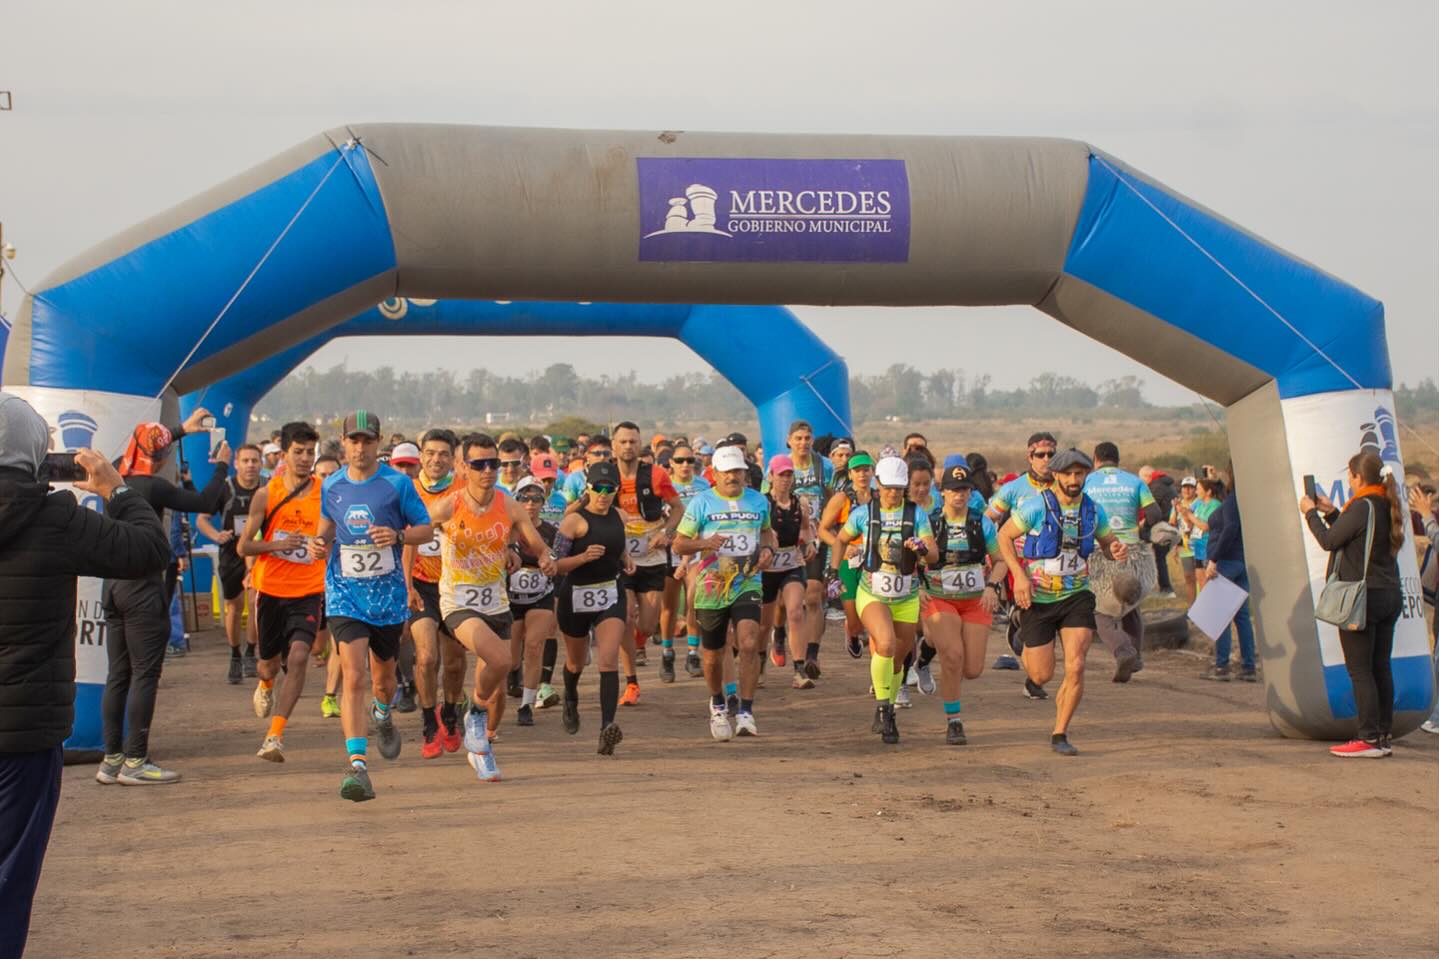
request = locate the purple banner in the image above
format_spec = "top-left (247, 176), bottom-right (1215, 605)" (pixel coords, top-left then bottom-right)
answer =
top-left (637, 157), bottom-right (910, 263)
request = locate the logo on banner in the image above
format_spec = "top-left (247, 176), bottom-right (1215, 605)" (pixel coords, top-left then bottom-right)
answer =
top-left (56, 410), bottom-right (98, 450)
top-left (344, 505), bottom-right (375, 536)
top-left (1359, 406), bottom-right (1400, 464)
top-left (637, 157), bottom-right (910, 263)
top-left (377, 298), bottom-right (438, 321)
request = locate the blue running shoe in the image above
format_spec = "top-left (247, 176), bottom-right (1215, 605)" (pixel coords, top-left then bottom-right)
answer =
top-left (467, 747), bottom-right (502, 782)
top-left (463, 706), bottom-right (491, 755)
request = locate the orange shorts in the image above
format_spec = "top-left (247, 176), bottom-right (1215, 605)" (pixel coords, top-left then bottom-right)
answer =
top-left (922, 593), bottom-right (993, 626)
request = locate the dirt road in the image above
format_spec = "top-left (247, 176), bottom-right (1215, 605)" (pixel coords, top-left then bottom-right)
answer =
top-left (28, 627), bottom-right (1439, 959)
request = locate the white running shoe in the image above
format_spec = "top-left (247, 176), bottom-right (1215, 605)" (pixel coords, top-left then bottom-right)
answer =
top-left (253, 683), bottom-right (274, 718)
top-left (1421, 719), bottom-right (1439, 734)
top-left (467, 748), bottom-right (503, 782)
top-left (905, 668), bottom-right (920, 688)
top-left (896, 686), bottom-right (913, 709)
top-left (117, 760), bottom-right (181, 785)
top-left (734, 712), bottom-right (759, 737)
top-left (915, 662), bottom-right (937, 696)
top-left (709, 708), bottom-right (734, 742)
top-left (257, 735), bottom-right (285, 763)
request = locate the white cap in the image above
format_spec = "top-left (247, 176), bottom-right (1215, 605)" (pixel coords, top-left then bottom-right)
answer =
top-left (875, 455), bottom-right (909, 489)
top-left (390, 442), bottom-right (421, 464)
top-left (514, 475), bottom-right (545, 495)
top-left (712, 445), bottom-right (748, 473)
top-left (262, 442), bottom-right (281, 455)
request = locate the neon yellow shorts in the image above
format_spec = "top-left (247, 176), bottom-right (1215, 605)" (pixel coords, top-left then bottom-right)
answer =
top-left (855, 584), bottom-right (920, 625)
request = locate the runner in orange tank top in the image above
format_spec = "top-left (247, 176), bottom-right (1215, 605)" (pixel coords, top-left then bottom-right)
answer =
top-left (238, 422), bottom-right (325, 764)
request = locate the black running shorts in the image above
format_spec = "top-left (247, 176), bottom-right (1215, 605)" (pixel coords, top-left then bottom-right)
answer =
top-left (761, 566), bottom-right (806, 605)
top-left (256, 592), bottom-right (323, 661)
top-left (697, 598), bottom-right (762, 650)
top-left (1017, 590), bottom-right (1097, 648)
top-left (442, 608), bottom-right (514, 640)
top-left (219, 553), bottom-right (248, 602)
top-left (328, 616), bottom-right (404, 662)
top-left (624, 563), bottom-right (669, 595)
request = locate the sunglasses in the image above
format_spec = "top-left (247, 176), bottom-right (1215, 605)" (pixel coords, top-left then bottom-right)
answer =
top-left (517, 494), bottom-right (545, 504)
top-left (670, 456), bottom-right (696, 465)
top-left (499, 459), bottom-right (523, 469)
top-left (467, 457), bottom-right (500, 471)
top-left (588, 483), bottom-right (617, 496)
top-left (588, 450), bottom-right (613, 459)
top-left (1030, 450), bottom-right (1056, 460)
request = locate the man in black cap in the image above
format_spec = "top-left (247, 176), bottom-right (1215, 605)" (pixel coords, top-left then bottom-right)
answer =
top-left (0, 391), bottom-right (170, 953)
top-left (995, 448), bottom-right (1128, 756)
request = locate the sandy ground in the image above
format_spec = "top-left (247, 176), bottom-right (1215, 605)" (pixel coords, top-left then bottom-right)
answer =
top-left (28, 623), bottom-right (1439, 959)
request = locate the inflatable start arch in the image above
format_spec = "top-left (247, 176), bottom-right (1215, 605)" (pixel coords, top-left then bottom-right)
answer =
top-left (2, 124), bottom-right (1430, 744)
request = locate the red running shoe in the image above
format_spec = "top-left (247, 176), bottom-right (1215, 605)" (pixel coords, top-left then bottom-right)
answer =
top-left (1329, 739), bottom-right (1384, 758)
top-left (619, 682), bottom-right (641, 707)
top-left (421, 727), bottom-right (442, 760)
top-left (770, 642), bottom-right (787, 669)
top-left (439, 707), bottom-right (462, 753)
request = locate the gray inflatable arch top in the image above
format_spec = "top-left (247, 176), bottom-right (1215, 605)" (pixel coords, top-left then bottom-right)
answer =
top-left (4, 123), bottom-right (1430, 740)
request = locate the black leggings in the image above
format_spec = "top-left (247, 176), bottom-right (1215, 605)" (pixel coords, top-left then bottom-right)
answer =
top-left (1338, 587), bottom-right (1402, 742)
top-left (102, 578), bottom-right (171, 759)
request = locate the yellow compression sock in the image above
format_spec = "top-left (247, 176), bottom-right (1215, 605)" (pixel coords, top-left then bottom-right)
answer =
top-left (870, 654), bottom-right (894, 703)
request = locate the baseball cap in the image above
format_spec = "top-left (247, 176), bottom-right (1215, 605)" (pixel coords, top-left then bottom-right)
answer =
top-left (342, 410), bottom-right (381, 439)
top-left (1181, 475), bottom-right (1198, 487)
top-left (712, 446), bottom-right (748, 473)
top-left (847, 451), bottom-right (875, 470)
top-left (831, 438), bottom-right (854, 452)
top-left (1050, 448), bottom-right (1094, 473)
top-left (586, 460), bottom-right (620, 487)
top-left (389, 442), bottom-right (420, 466)
top-left (768, 454), bottom-right (795, 474)
top-left (721, 431), bottom-right (748, 447)
top-left (529, 453), bottom-right (558, 480)
top-left (514, 475), bottom-right (546, 497)
top-left (941, 463), bottom-right (975, 491)
top-left (697, 443), bottom-right (715, 456)
top-left (875, 456), bottom-right (909, 489)
top-left (262, 442), bottom-right (281, 456)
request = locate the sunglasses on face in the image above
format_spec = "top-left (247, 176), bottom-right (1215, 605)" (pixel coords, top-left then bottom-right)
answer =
top-left (670, 456), bottom-right (695, 465)
top-left (517, 494), bottom-right (545, 504)
top-left (467, 458), bottom-right (500, 471)
top-left (1030, 450), bottom-right (1055, 460)
top-left (588, 483), bottom-right (617, 496)
top-left (500, 460), bottom-right (523, 469)
top-left (588, 450), bottom-right (613, 460)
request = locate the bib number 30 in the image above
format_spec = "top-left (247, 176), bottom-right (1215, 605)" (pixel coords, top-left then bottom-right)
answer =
top-left (871, 571), bottom-right (910, 599)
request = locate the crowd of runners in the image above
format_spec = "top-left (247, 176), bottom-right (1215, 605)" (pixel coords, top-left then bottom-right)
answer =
top-left (132, 413), bottom-right (1221, 801)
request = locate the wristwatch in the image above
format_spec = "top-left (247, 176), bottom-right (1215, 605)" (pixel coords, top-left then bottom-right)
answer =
top-left (109, 485), bottom-right (132, 500)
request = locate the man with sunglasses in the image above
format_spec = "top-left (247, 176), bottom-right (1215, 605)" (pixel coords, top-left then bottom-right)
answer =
top-left (987, 431), bottom-right (1059, 681)
top-left (611, 422), bottom-right (684, 705)
top-left (666, 444), bottom-right (711, 677)
top-left (561, 434), bottom-right (613, 506)
top-left (496, 437), bottom-right (528, 495)
top-left (425, 434), bottom-right (556, 782)
top-left (312, 410), bottom-right (434, 802)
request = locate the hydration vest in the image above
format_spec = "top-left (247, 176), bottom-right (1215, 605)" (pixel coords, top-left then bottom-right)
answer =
top-left (863, 501), bottom-right (918, 576)
top-left (934, 509), bottom-right (986, 567)
top-left (1021, 489), bottom-right (1098, 561)
top-left (634, 463), bottom-right (666, 522)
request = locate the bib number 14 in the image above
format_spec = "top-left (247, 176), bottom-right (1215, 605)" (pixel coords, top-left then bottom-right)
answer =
top-left (1043, 551), bottom-right (1084, 576)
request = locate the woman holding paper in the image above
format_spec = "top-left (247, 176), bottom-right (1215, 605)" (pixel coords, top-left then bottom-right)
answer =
top-left (1200, 473), bottom-right (1255, 682)
top-left (1300, 450), bottom-right (1405, 758)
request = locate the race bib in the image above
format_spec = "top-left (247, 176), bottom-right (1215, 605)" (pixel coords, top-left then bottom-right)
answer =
top-left (509, 568), bottom-right (551, 600)
top-left (339, 544), bottom-right (395, 579)
top-left (626, 534), bottom-right (665, 567)
top-left (802, 495), bottom-right (820, 522)
top-left (233, 516), bottom-right (248, 537)
top-left (718, 532), bottom-right (755, 558)
top-left (847, 552), bottom-right (863, 569)
top-left (572, 579), bottom-right (619, 611)
top-left (271, 529), bottom-right (313, 565)
top-left (1043, 550), bottom-right (1085, 576)
top-left (769, 547), bottom-right (801, 572)
top-left (452, 581), bottom-right (507, 615)
top-left (871, 570), bottom-right (910, 599)
top-left (418, 531), bottom-right (442, 558)
top-left (940, 564), bottom-right (985, 594)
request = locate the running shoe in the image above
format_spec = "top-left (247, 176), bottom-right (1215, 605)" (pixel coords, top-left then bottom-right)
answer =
top-left (770, 643), bottom-right (786, 668)
top-left (598, 722), bottom-right (624, 756)
top-left (803, 657), bottom-right (821, 680)
top-left (726, 694), bottom-right (739, 717)
top-left (562, 697), bottom-right (581, 735)
top-left (340, 763), bottom-right (375, 802)
top-left (421, 726), bottom-right (443, 760)
top-left (685, 650), bottom-right (703, 676)
top-left (1329, 739), bottom-right (1384, 758)
top-left (253, 682), bottom-right (274, 719)
top-left (620, 682), bottom-right (641, 707)
top-left (1238, 668), bottom-right (1259, 683)
top-left (320, 693), bottom-right (341, 719)
top-left (95, 754), bottom-right (124, 785)
top-left (660, 651), bottom-right (677, 684)
top-left (257, 735), bottom-right (285, 763)
top-left (992, 654), bottom-right (1021, 671)
top-left (905, 667), bottom-right (920, 688)
top-left (375, 711), bottom-right (402, 760)
top-left (1202, 665), bottom-right (1232, 682)
top-left (440, 709), bottom-right (462, 752)
top-left (1024, 679), bottom-right (1048, 700)
top-left (117, 760), bottom-right (181, 785)
top-left (394, 682), bottom-right (417, 714)
top-left (634, 646), bottom-right (648, 667)
top-left (517, 703), bottom-right (535, 727)
top-left (463, 706), bottom-right (491, 754)
top-left (879, 704), bottom-right (899, 745)
top-left (243, 651), bottom-right (258, 679)
top-left (537, 683), bottom-right (560, 708)
top-left (1051, 734), bottom-right (1079, 757)
top-left (915, 662), bottom-right (936, 696)
top-left (946, 719), bottom-right (967, 746)
top-left (846, 635), bottom-right (864, 659)
top-left (791, 673), bottom-right (815, 690)
top-left (227, 656), bottom-right (243, 685)
top-left (467, 748), bottom-right (502, 782)
top-left (896, 686), bottom-right (912, 709)
top-left (506, 671), bottom-right (522, 700)
top-left (165, 643), bottom-right (187, 659)
top-left (825, 606), bottom-right (845, 622)
top-left (1421, 719), bottom-right (1439, 734)
top-left (1379, 736), bottom-right (1394, 757)
top-left (709, 707), bottom-right (734, 742)
top-left (734, 711), bottom-right (758, 737)
top-left (1113, 651), bottom-right (1139, 684)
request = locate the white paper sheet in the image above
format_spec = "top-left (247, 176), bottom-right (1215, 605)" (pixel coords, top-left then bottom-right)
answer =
top-left (1187, 573), bottom-right (1249, 641)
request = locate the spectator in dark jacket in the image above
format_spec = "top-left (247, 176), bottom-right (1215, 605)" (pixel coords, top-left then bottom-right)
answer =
top-left (1200, 473), bottom-right (1256, 682)
top-left (1301, 450), bottom-right (1406, 758)
top-left (1140, 466), bottom-right (1179, 596)
top-left (0, 392), bottom-right (171, 957)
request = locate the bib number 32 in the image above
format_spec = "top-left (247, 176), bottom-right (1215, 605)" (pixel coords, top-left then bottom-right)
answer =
top-left (340, 545), bottom-right (395, 579)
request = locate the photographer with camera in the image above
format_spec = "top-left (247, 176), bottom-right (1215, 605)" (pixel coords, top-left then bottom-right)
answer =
top-left (0, 392), bottom-right (172, 956)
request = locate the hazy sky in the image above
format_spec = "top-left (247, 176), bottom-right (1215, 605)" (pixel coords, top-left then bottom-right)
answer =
top-left (2, 1), bottom-right (1435, 405)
